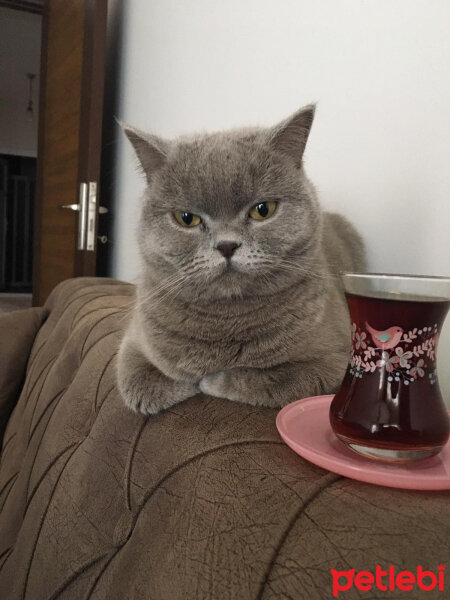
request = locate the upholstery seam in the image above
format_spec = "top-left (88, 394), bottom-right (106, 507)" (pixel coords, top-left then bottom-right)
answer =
top-left (0, 432), bottom-right (17, 465)
top-left (0, 546), bottom-right (11, 562)
top-left (26, 357), bottom-right (58, 441)
top-left (0, 472), bottom-right (18, 512)
top-left (0, 547), bottom-right (12, 572)
top-left (93, 353), bottom-right (117, 414)
top-left (70, 294), bottom-right (120, 332)
top-left (25, 443), bottom-right (79, 515)
top-left (79, 310), bottom-right (125, 359)
top-left (72, 303), bottom-right (128, 333)
top-left (1, 431), bottom-right (16, 452)
top-left (45, 552), bottom-right (111, 600)
top-left (86, 439), bottom-right (285, 594)
top-left (124, 417), bottom-right (149, 511)
top-left (29, 388), bottom-right (67, 442)
top-left (26, 289), bottom-right (110, 379)
top-left (25, 389), bottom-right (71, 502)
top-left (20, 360), bottom-right (131, 598)
top-left (96, 385), bottom-right (115, 413)
top-left (256, 472), bottom-right (342, 599)
top-left (83, 553), bottom-right (116, 600)
top-left (25, 283), bottom-right (131, 391)
top-left (0, 444), bottom-right (79, 580)
top-left (22, 444), bottom-right (81, 599)
top-left (82, 330), bottom-right (122, 361)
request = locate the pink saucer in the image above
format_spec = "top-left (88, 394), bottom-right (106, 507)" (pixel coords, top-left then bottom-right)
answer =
top-left (276, 395), bottom-right (450, 490)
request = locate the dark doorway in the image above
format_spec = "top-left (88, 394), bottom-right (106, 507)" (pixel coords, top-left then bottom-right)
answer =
top-left (0, 4), bottom-right (41, 307)
top-left (0, 155), bottom-right (35, 292)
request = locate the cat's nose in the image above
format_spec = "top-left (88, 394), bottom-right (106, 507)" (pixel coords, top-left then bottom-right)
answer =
top-left (215, 241), bottom-right (241, 259)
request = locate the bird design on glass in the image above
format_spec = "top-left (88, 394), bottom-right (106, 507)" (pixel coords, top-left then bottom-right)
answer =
top-left (365, 322), bottom-right (404, 350)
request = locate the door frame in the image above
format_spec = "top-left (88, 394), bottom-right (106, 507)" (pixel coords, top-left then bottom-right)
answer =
top-left (75, 0), bottom-right (108, 278)
top-left (31, 0), bottom-right (47, 305)
top-left (32, 0), bottom-right (107, 305)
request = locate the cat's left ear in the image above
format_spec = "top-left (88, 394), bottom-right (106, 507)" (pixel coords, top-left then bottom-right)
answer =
top-left (269, 104), bottom-right (315, 168)
top-left (120, 122), bottom-right (170, 182)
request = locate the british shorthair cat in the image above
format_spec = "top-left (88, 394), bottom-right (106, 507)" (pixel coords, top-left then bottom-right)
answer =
top-left (117, 105), bottom-right (365, 414)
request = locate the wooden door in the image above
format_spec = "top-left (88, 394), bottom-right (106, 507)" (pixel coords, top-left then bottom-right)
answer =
top-left (33, 0), bottom-right (107, 306)
top-left (0, 160), bottom-right (7, 291)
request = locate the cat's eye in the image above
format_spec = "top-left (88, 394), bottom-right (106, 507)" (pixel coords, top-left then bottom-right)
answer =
top-left (249, 201), bottom-right (277, 221)
top-left (173, 211), bottom-right (202, 228)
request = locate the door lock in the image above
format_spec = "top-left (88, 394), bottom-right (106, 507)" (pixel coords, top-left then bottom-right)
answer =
top-left (58, 182), bottom-right (108, 251)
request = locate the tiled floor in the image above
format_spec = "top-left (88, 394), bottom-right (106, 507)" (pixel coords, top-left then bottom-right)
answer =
top-left (0, 293), bottom-right (32, 313)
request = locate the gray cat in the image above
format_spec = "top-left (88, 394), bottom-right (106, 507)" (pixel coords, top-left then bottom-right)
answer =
top-left (117, 105), bottom-right (365, 414)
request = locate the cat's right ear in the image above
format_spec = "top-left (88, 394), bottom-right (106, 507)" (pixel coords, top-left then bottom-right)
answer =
top-left (268, 104), bottom-right (315, 168)
top-left (120, 122), bottom-right (169, 182)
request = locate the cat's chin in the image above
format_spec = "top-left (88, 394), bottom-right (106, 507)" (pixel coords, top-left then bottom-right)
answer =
top-left (200, 267), bottom-right (245, 299)
top-left (212, 284), bottom-right (245, 300)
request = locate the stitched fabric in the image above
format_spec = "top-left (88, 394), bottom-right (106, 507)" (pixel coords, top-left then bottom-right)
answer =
top-left (0, 306), bottom-right (47, 446)
top-left (0, 278), bottom-right (448, 599)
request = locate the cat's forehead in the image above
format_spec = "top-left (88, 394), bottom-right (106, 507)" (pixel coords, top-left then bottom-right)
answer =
top-left (160, 131), bottom-right (285, 215)
top-left (174, 130), bottom-right (266, 174)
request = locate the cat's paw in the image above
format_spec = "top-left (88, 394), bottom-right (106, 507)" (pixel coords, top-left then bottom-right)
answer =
top-left (122, 380), bottom-right (199, 415)
top-left (117, 336), bottom-right (200, 415)
top-left (199, 371), bottom-right (239, 401)
top-left (120, 383), bottom-right (169, 415)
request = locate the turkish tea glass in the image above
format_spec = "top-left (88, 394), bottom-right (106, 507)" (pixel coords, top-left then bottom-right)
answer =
top-left (329, 273), bottom-right (450, 463)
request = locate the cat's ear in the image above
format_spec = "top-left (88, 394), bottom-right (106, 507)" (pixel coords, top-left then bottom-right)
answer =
top-left (269, 104), bottom-right (315, 168)
top-left (120, 122), bottom-right (169, 182)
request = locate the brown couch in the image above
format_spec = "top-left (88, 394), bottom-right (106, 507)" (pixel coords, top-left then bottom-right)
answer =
top-left (0, 278), bottom-right (449, 600)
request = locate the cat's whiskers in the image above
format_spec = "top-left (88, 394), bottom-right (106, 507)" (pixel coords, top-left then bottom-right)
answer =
top-left (155, 275), bottom-right (190, 305)
top-left (130, 271), bottom-right (189, 310)
top-left (123, 256), bottom-right (337, 314)
top-left (272, 259), bottom-right (335, 282)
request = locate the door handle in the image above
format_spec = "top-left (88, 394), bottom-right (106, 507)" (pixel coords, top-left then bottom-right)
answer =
top-left (58, 183), bottom-right (108, 252)
top-left (79, 183), bottom-right (88, 250)
top-left (58, 204), bottom-right (81, 212)
top-left (58, 204), bottom-right (109, 214)
top-left (57, 184), bottom-right (88, 249)
top-left (86, 181), bottom-right (96, 251)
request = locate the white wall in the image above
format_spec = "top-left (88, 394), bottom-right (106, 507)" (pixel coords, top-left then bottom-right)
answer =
top-left (109, 0), bottom-right (450, 400)
top-left (0, 7), bottom-right (41, 157)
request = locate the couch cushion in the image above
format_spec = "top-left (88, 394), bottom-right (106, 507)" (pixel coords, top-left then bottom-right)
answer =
top-left (0, 277), bottom-right (449, 600)
top-left (0, 306), bottom-right (47, 445)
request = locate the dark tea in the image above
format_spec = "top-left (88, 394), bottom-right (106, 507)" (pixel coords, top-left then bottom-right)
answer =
top-left (330, 274), bottom-right (450, 463)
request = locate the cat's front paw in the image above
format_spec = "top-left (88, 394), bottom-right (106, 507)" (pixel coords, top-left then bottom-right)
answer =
top-left (199, 371), bottom-right (239, 401)
top-left (121, 378), bottom-right (199, 415)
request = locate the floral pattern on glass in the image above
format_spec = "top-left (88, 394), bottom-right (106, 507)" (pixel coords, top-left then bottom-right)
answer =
top-left (349, 321), bottom-right (439, 385)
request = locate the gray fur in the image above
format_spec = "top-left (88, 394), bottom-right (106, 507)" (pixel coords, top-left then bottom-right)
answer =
top-left (117, 105), bottom-right (365, 414)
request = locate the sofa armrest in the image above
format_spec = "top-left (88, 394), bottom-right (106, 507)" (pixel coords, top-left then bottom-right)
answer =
top-left (0, 277), bottom-right (449, 600)
top-left (0, 307), bottom-right (47, 446)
